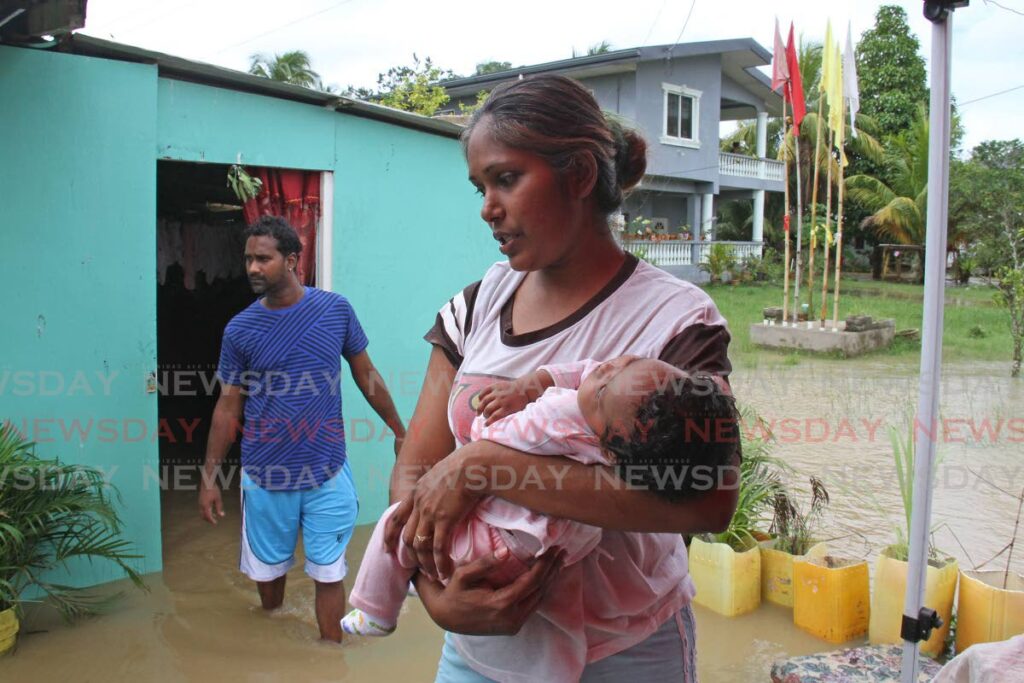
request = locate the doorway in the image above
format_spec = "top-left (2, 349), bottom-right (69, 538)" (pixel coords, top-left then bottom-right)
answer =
top-left (156, 160), bottom-right (253, 489)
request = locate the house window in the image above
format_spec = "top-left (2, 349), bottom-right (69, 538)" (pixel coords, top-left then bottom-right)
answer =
top-left (661, 83), bottom-right (701, 148)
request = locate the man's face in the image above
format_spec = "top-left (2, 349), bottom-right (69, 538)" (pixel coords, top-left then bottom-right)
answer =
top-left (244, 235), bottom-right (293, 294)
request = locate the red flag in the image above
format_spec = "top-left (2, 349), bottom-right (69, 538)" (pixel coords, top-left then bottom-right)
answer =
top-left (771, 18), bottom-right (789, 93)
top-left (785, 22), bottom-right (806, 134)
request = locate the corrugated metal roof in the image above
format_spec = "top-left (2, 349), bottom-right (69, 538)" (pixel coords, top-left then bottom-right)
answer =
top-left (55, 34), bottom-right (464, 139)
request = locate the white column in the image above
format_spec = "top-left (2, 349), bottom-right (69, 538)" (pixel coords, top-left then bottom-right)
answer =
top-left (755, 111), bottom-right (768, 159)
top-left (317, 172), bottom-right (334, 291)
top-left (753, 110), bottom-right (768, 252)
top-left (752, 190), bottom-right (765, 247)
top-left (701, 192), bottom-right (714, 240)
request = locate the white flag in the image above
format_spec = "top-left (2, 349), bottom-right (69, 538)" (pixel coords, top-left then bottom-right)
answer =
top-left (844, 23), bottom-right (860, 138)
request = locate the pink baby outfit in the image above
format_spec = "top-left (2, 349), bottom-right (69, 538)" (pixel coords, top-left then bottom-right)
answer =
top-left (349, 359), bottom-right (612, 679)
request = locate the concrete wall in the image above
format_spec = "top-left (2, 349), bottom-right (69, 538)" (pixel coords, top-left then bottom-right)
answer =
top-left (1, 45), bottom-right (492, 587)
top-left (578, 72), bottom-right (637, 123)
top-left (0, 46), bottom-right (162, 581)
top-left (635, 54), bottom-right (722, 188)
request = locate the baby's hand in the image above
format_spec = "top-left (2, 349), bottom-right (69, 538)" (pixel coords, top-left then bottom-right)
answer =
top-left (477, 380), bottom-right (534, 425)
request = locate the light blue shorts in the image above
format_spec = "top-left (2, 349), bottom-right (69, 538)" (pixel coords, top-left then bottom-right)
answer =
top-left (239, 461), bottom-right (358, 583)
top-left (435, 604), bottom-right (698, 682)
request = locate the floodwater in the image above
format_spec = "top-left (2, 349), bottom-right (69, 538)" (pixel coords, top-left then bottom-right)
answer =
top-left (6, 358), bottom-right (1022, 681)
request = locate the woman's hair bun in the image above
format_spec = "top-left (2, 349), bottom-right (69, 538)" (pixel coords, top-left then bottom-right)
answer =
top-left (612, 125), bottom-right (647, 191)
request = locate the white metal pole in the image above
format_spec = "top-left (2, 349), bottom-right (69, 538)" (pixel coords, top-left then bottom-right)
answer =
top-left (900, 9), bottom-right (954, 683)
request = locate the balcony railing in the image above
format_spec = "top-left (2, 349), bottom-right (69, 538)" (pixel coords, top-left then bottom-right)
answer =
top-left (619, 239), bottom-right (763, 267)
top-left (719, 152), bottom-right (784, 182)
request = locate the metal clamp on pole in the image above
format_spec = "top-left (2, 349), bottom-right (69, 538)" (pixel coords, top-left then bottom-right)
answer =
top-left (900, 607), bottom-right (943, 643)
top-left (923, 0), bottom-right (969, 23)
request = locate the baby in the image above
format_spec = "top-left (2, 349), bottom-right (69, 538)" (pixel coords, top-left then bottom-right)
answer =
top-left (341, 356), bottom-right (738, 637)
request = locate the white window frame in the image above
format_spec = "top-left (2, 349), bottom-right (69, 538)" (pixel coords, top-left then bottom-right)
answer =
top-left (660, 82), bottom-right (701, 149)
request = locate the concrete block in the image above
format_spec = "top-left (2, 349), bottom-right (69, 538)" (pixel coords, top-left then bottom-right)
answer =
top-left (749, 319), bottom-right (895, 357)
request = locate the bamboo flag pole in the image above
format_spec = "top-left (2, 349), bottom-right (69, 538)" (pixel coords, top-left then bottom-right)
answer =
top-left (819, 129), bottom-right (834, 327)
top-left (782, 98), bottom-right (791, 325)
top-left (808, 99), bottom-right (824, 318)
top-left (793, 120), bottom-right (804, 322)
top-left (832, 97), bottom-right (847, 330)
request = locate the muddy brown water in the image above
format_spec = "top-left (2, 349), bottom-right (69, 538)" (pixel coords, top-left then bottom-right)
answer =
top-left (6, 359), bottom-right (1022, 681)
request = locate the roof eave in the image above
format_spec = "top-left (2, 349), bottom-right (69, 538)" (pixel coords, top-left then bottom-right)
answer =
top-left (59, 34), bottom-right (464, 138)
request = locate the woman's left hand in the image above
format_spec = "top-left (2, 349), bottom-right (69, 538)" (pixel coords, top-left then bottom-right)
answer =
top-left (383, 447), bottom-right (484, 581)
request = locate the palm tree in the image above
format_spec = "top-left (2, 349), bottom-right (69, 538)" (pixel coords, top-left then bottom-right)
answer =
top-left (248, 50), bottom-right (321, 89)
top-left (845, 104), bottom-right (928, 246)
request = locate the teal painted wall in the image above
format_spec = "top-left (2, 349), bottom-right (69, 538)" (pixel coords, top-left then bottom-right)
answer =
top-left (331, 117), bottom-right (494, 522)
top-left (156, 79), bottom-right (336, 169)
top-left (0, 46), bottom-right (162, 579)
top-left (0, 43), bottom-right (496, 594)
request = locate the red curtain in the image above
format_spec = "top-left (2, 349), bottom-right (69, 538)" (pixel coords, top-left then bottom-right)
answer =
top-left (242, 168), bottom-right (320, 286)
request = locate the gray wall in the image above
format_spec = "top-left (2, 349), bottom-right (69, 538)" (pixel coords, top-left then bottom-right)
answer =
top-left (634, 54), bottom-right (722, 188)
top-left (720, 74), bottom-right (767, 117)
top-left (578, 72), bottom-right (637, 123)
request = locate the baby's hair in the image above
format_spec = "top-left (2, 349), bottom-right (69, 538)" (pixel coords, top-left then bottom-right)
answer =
top-left (601, 373), bottom-right (740, 503)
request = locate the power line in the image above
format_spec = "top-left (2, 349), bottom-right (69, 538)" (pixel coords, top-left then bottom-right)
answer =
top-left (959, 83), bottom-right (1024, 106)
top-left (983, 0), bottom-right (1024, 17)
top-left (641, 0), bottom-right (670, 47)
top-left (666, 0), bottom-right (697, 55)
top-left (211, 0), bottom-right (356, 56)
top-left (114, 0), bottom-right (205, 35)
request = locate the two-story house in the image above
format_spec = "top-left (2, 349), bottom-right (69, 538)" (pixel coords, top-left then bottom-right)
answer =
top-left (442, 39), bottom-right (785, 277)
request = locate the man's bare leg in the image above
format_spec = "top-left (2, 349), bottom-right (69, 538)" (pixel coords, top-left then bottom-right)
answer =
top-left (315, 580), bottom-right (346, 642)
top-left (257, 575), bottom-right (286, 610)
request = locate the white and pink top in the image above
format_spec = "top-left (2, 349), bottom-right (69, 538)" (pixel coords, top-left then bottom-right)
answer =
top-left (426, 254), bottom-right (733, 683)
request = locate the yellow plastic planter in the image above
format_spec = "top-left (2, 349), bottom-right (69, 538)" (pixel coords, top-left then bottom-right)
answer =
top-left (0, 607), bottom-right (18, 656)
top-left (759, 540), bottom-right (828, 608)
top-left (868, 548), bottom-right (957, 657)
top-left (793, 556), bottom-right (870, 643)
top-left (955, 570), bottom-right (1024, 653)
top-left (689, 536), bottom-right (761, 617)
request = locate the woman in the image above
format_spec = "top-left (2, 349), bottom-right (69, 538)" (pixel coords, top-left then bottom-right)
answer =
top-left (385, 74), bottom-right (739, 681)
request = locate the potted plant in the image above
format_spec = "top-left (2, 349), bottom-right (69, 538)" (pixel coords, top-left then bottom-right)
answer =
top-left (700, 243), bottom-right (737, 284)
top-left (955, 480), bottom-right (1024, 652)
top-left (0, 422), bottom-right (145, 655)
top-left (690, 415), bottom-right (782, 617)
top-left (760, 477), bottom-right (830, 608)
top-left (793, 553), bottom-right (871, 643)
top-left (868, 423), bottom-right (958, 657)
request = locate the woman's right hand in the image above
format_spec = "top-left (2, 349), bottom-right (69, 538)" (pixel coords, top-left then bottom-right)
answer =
top-left (414, 547), bottom-right (564, 636)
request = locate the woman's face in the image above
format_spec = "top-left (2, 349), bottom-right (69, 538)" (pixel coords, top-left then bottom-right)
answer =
top-left (466, 120), bottom-right (586, 272)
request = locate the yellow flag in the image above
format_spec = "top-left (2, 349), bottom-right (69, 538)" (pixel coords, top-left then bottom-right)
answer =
top-left (821, 21), bottom-right (834, 95)
top-left (826, 42), bottom-right (847, 166)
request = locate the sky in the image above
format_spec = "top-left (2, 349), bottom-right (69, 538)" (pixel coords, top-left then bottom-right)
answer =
top-left (76, 0), bottom-right (1024, 153)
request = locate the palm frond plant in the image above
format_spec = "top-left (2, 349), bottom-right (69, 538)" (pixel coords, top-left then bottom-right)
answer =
top-left (867, 417), bottom-right (958, 655)
top-left (689, 409), bottom-right (786, 617)
top-left (700, 243), bottom-right (738, 284)
top-left (0, 422), bottom-right (145, 623)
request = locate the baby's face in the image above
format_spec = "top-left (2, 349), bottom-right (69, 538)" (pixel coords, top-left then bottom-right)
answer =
top-left (578, 357), bottom-right (685, 437)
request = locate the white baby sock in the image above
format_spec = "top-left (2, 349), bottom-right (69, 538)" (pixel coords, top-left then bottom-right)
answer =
top-left (341, 609), bottom-right (396, 637)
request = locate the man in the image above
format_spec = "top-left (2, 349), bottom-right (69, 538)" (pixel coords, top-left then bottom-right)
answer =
top-left (198, 215), bottom-right (405, 642)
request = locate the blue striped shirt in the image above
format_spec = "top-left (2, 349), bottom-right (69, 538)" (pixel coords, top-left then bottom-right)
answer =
top-left (217, 287), bottom-right (368, 490)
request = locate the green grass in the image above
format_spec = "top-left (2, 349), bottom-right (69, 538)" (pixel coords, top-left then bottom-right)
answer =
top-left (706, 276), bottom-right (1012, 370)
